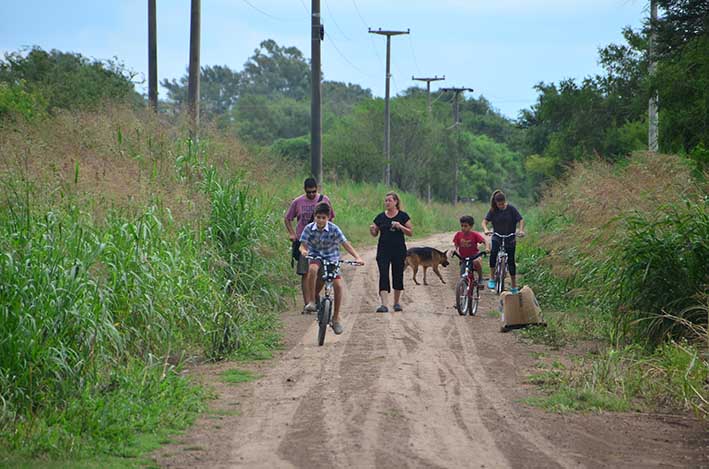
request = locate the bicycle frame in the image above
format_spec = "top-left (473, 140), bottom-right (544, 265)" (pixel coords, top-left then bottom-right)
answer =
top-left (455, 251), bottom-right (484, 316)
top-left (492, 232), bottom-right (515, 295)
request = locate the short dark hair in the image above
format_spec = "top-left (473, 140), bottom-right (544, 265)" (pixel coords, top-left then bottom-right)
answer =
top-left (304, 177), bottom-right (318, 189)
top-left (459, 215), bottom-right (475, 226)
top-left (314, 202), bottom-right (331, 216)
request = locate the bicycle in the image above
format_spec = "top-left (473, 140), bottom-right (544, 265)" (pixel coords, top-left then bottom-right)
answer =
top-left (307, 256), bottom-right (361, 346)
top-left (488, 232), bottom-right (522, 295)
top-left (454, 251), bottom-right (486, 316)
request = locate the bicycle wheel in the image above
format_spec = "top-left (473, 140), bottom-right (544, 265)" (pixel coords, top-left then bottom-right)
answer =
top-left (455, 278), bottom-right (469, 316)
top-left (496, 257), bottom-right (507, 295)
top-left (470, 283), bottom-right (480, 316)
top-left (317, 297), bottom-right (332, 346)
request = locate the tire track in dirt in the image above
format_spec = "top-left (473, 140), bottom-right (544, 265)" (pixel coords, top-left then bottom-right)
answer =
top-left (155, 232), bottom-right (709, 469)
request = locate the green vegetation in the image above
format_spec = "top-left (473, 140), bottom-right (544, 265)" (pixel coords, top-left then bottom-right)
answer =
top-left (0, 47), bottom-right (141, 114)
top-left (0, 101), bottom-right (472, 465)
top-left (517, 152), bottom-right (708, 417)
top-left (220, 369), bottom-right (260, 384)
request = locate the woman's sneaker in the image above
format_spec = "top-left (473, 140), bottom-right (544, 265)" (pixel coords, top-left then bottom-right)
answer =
top-left (510, 287), bottom-right (519, 294)
top-left (305, 302), bottom-right (317, 313)
top-left (393, 304), bottom-right (403, 312)
top-left (487, 279), bottom-right (496, 289)
top-left (376, 305), bottom-right (389, 313)
top-left (331, 321), bottom-right (344, 335)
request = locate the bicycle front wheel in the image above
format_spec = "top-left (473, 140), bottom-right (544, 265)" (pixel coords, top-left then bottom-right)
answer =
top-left (317, 298), bottom-right (332, 346)
top-left (496, 258), bottom-right (506, 295)
top-left (471, 283), bottom-right (480, 316)
top-left (455, 278), bottom-right (469, 316)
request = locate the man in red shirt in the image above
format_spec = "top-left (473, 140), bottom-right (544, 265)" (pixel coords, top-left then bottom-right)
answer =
top-left (453, 215), bottom-right (489, 285)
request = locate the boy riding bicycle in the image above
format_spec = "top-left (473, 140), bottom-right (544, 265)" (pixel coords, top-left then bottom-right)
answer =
top-left (453, 215), bottom-right (489, 285)
top-left (299, 203), bottom-right (364, 335)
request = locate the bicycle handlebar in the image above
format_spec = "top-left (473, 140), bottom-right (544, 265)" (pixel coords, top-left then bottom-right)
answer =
top-left (305, 255), bottom-right (363, 266)
top-left (452, 251), bottom-right (486, 261)
top-left (487, 231), bottom-right (524, 239)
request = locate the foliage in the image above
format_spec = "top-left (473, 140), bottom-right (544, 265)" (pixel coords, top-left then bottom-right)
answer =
top-left (598, 200), bottom-right (709, 346)
top-left (0, 47), bottom-right (140, 112)
top-left (0, 82), bottom-right (46, 122)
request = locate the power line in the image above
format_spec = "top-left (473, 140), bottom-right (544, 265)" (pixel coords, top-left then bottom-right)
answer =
top-left (324, 34), bottom-right (372, 78)
top-left (240, 0), bottom-right (301, 22)
top-left (324, 0), bottom-right (351, 41)
top-left (408, 35), bottom-right (421, 75)
top-left (351, 0), bottom-right (384, 68)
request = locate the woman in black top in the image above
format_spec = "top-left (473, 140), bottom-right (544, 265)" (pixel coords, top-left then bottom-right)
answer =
top-left (482, 190), bottom-right (525, 293)
top-left (370, 192), bottom-right (413, 312)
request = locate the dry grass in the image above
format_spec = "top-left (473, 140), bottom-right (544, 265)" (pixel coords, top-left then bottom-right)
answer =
top-left (0, 104), bottom-right (267, 225)
top-left (537, 152), bottom-right (700, 262)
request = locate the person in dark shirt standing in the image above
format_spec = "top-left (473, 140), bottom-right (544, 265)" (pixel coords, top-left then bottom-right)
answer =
top-left (482, 190), bottom-right (525, 293)
top-left (370, 192), bottom-right (413, 312)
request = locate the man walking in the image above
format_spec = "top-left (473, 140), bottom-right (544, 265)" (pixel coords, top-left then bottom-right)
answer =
top-left (284, 178), bottom-right (335, 313)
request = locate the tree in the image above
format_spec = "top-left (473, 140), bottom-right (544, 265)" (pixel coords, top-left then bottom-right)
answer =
top-left (0, 47), bottom-right (140, 111)
top-left (161, 65), bottom-right (241, 116)
top-left (239, 39), bottom-right (310, 100)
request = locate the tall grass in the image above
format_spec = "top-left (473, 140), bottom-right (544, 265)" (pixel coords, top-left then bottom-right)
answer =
top-left (0, 104), bottom-right (467, 460)
top-left (519, 152), bottom-right (708, 416)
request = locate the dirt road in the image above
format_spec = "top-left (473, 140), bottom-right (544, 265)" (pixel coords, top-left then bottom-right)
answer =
top-left (156, 233), bottom-right (708, 468)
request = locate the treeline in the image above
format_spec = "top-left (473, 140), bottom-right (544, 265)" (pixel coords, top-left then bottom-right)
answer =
top-left (520, 0), bottom-right (709, 186)
top-left (159, 39), bottom-right (529, 203)
top-left (1, 0), bottom-right (706, 202)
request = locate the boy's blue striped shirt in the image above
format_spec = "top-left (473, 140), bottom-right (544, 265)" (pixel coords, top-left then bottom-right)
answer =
top-left (299, 221), bottom-right (347, 262)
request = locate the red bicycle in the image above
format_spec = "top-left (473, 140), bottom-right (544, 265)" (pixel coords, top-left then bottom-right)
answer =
top-left (454, 251), bottom-right (486, 316)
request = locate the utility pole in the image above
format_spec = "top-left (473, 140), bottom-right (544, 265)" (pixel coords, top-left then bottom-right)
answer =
top-left (311, 0), bottom-right (323, 183)
top-left (441, 87), bottom-right (473, 205)
top-left (412, 75), bottom-right (445, 202)
top-left (188, 0), bottom-right (201, 138)
top-left (148, 0), bottom-right (157, 112)
top-left (412, 75), bottom-right (445, 115)
top-left (369, 27), bottom-right (410, 186)
top-left (648, 0), bottom-right (659, 152)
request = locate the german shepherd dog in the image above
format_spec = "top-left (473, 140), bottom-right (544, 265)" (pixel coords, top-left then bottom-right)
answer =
top-left (405, 247), bottom-right (449, 285)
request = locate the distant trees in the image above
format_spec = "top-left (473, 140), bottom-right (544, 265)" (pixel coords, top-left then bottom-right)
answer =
top-left (0, 47), bottom-right (140, 113)
top-left (518, 0), bottom-right (709, 187)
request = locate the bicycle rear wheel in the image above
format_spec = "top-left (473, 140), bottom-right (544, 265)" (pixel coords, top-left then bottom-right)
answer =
top-left (455, 278), bottom-right (469, 316)
top-left (470, 283), bottom-right (480, 316)
top-left (317, 298), bottom-right (332, 346)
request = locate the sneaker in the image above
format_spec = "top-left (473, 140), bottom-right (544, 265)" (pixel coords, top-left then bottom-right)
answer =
top-left (305, 302), bottom-right (317, 312)
top-left (376, 305), bottom-right (389, 313)
top-left (487, 279), bottom-right (496, 289)
top-left (393, 303), bottom-right (403, 312)
top-left (510, 287), bottom-right (519, 294)
top-left (477, 278), bottom-right (485, 289)
top-left (331, 321), bottom-right (344, 335)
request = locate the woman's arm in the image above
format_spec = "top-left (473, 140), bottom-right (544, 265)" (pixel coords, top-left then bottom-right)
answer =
top-left (369, 223), bottom-right (380, 237)
top-left (392, 220), bottom-right (413, 237)
top-left (517, 219), bottom-right (526, 236)
top-left (482, 219), bottom-right (491, 235)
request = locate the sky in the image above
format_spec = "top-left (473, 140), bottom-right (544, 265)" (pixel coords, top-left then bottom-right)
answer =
top-left (0, 0), bottom-right (648, 119)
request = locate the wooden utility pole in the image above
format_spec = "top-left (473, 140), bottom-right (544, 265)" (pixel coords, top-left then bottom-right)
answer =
top-left (311, 0), bottom-right (323, 183)
top-left (412, 75), bottom-right (445, 202)
top-left (148, 0), bottom-right (157, 112)
top-left (441, 87), bottom-right (473, 205)
top-left (369, 28), bottom-right (410, 186)
top-left (412, 75), bottom-right (445, 115)
top-left (648, 0), bottom-right (659, 152)
top-left (188, 0), bottom-right (201, 137)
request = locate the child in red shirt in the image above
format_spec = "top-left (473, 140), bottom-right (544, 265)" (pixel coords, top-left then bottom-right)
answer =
top-left (453, 215), bottom-right (489, 285)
